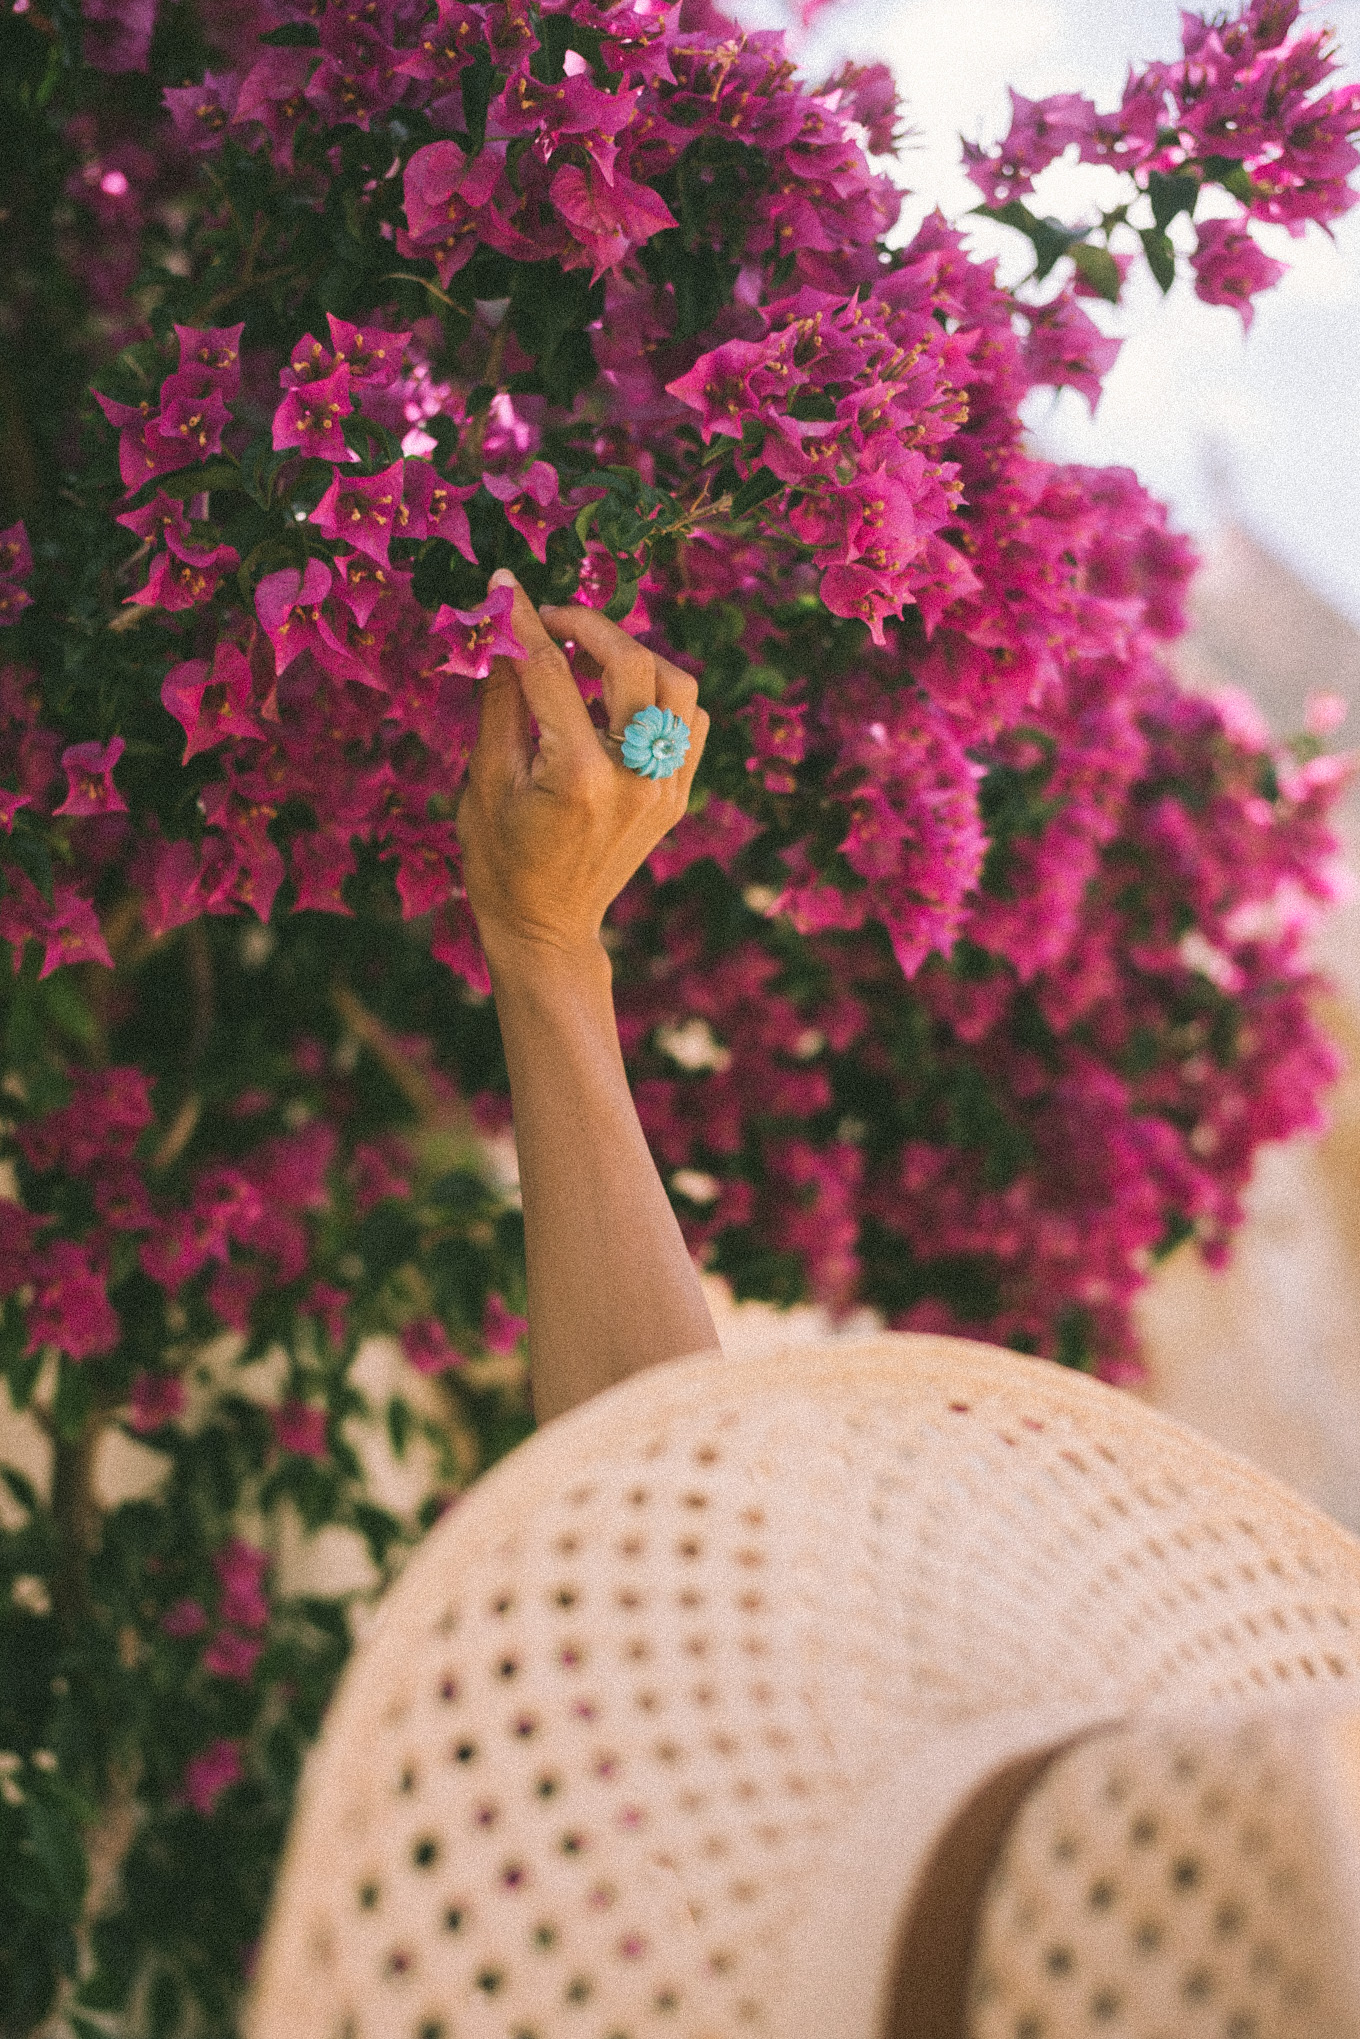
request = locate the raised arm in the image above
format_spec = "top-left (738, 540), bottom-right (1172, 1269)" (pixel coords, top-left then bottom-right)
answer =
top-left (454, 571), bottom-right (722, 1424)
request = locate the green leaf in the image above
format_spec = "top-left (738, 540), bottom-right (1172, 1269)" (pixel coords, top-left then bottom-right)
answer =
top-left (3, 1345), bottom-right (42, 1413)
top-left (23, 1795), bottom-right (88, 1920)
top-left (39, 971), bottom-right (99, 1051)
top-left (154, 461), bottom-right (245, 500)
top-left (1070, 243), bottom-right (1123, 304)
top-left (976, 199), bottom-right (1040, 234)
top-left (604, 573), bottom-right (640, 624)
top-left (1029, 215), bottom-right (1080, 282)
top-left (7, 825), bottom-right (55, 909)
top-left (1200, 155), bottom-right (1258, 204)
top-left (1139, 226), bottom-right (1177, 294)
top-left (1147, 169), bottom-right (1199, 231)
top-left (573, 498), bottom-right (601, 549)
top-left (729, 467), bottom-right (784, 520)
top-left (1, 1462), bottom-right (38, 1513)
top-left (386, 1395), bottom-right (412, 1460)
top-left (354, 1501), bottom-right (403, 1564)
top-left (259, 20), bottom-right (320, 42)
top-left (974, 200), bottom-right (1081, 282)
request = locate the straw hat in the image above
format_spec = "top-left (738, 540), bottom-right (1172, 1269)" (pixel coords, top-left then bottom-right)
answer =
top-left (244, 1333), bottom-right (1360, 2038)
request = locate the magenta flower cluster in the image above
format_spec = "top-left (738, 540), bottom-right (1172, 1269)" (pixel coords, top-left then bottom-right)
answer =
top-left (27, 0), bottom-right (1349, 1385)
top-left (964, 0), bottom-right (1360, 327)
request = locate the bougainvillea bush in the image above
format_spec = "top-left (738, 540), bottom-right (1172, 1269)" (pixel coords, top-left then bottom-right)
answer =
top-left (1, 0), bottom-right (1357, 2023)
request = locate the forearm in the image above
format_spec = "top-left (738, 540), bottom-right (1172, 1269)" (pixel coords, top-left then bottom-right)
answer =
top-left (484, 931), bottom-right (722, 1425)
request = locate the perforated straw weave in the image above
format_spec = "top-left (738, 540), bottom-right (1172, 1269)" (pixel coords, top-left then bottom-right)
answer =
top-left (245, 1334), bottom-right (1360, 2039)
top-left (968, 1706), bottom-right (1360, 2038)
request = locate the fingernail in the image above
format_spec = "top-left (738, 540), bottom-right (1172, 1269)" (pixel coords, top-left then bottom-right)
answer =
top-left (489, 568), bottom-right (517, 589)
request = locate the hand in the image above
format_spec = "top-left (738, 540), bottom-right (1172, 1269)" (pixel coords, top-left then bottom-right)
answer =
top-left (454, 571), bottom-right (709, 960)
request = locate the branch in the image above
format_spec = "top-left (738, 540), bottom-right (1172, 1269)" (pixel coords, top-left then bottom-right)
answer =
top-left (455, 319), bottom-right (510, 482)
top-left (50, 1414), bottom-right (103, 1638)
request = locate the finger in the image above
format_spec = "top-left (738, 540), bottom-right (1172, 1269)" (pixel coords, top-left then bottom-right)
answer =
top-left (489, 572), bottom-right (597, 755)
top-left (667, 704), bottom-right (709, 805)
top-left (468, 651), bottom-right (535, 788)
top-left (539, 601), bottom-right (656, 738)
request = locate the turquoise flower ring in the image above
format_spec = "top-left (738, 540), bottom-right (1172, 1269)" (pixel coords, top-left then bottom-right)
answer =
top-left (615, 704), bottom-right (691, 781)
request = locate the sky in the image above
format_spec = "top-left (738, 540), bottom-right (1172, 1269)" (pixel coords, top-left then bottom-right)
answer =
top-left (729, 0), bottom-right (1360, 627)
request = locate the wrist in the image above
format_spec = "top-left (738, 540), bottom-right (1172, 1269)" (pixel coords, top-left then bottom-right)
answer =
top-left (480, 923), bottom-right (612, 991)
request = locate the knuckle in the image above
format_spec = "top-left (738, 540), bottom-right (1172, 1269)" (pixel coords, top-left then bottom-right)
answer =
top-left (614, 645), bottom-right (655, 690)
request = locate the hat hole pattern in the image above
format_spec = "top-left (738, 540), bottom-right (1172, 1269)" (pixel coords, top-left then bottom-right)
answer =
top-left (284, 1416), bottom-right (852, 2034)
top-left (968, 1717), bottom-right (1352, 2038)
top-left (250, 1344), bottom-right (1360, 2038)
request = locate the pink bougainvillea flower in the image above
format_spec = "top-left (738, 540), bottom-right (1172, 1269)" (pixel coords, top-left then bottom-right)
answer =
top-left (550, 162), bottom-right (677, 279)
top-left (232, 47), bottom-right (315, 171)
top-left (390, 838), bottom-right (455, 918)
top-left (162, 73), bottom-right (239, 152)
top-left (112, 414), bottom-right (198, 493)
top-left (254, 557), bottom-right (334, 673)
top-left (161, 1598), bottom-right (209, 1639)
top-left (206, 1262), bottom-right (263, 1333)
top-left (0, 789), bottom-right (31, 831)
top-left (348, 1135), bottom-right (414, 1213)
top-left (665, 334), bottom-right (800, 442)
top-left (115, 491), bottom-right (191, 546)
top-left (128, 533), bottom-right (239, 612)
top-left (1306, 691), bottom-right (1348, 737)
top-left (430, 584), bottom-right (523, 677)
top-left (399, 139), bottom-right (506, 282)
top-left (401, 460), bottom-right (478, 557)
top-left (25, 1239), bottom-right (120, 1360)
top-left (213, 1537), bottom-right (270, 1631)
top-left (272, 363), bottom-right (356, 459)
top-left (962, 87), bottom-right (1101, 206)
top-left (325, 315), bottom-right (411, 387)
top-left (152, 381), bottom-right (231, 460)
top-left (280, 332), bottom-right (336, 388)
top-left (162, 642), bottom-right (261, 762)
top-left (39, 890), bottom-right (114, 977)
top-left (127, 1370), bottom-right (186, 1433)
top-left (54, 737), bottom-right (128, 816)
top-left (330, 551), bottom-right (410, 628)
top-left (135, 835), bottom-right (211, 939)
top-left (202, 1630), bottom-right (265, 1682)
top-left (172, 321), bottom-right (245, 395)
top-left (303, 1281), bottom-right (350, 1348)
top-left (270, 1399), bottom-right (328, 1460)
top-left (0, 874), bottom-right (113, 978)
top-left (481, 1291), bottom-right (527, 1354)
top-left (392, 0), bottom-right (484, 87)
top-left (308, 460), bottom-right (405, 562)
top-left (488, 68), bottom-right (641, 180)
top-left (17, 1065), bottom-right (154, 1175)
top-left (0, 580), bottom-right (32, 626)
top-left (0, 520), bottom-right (34, 584)
top-left (1021, 291), bottom-right (1123, 409)
top-left (482, 461), bottom-right (576, 562)
top-left (1190, 218), bottom-right (1289, 328)
top-left (79, 0), bottom-right (157, 74)
top-left (289, 829), bottom-right (357, 914)
top-left (182, 1737), bottom-right (245, 1816)
top-left (430, 895), bottom-right (492, 998)
top-left (0, 1201), bottom-right (49, 1299)
top-left (400, 1315), bottom-right (465, 1375)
